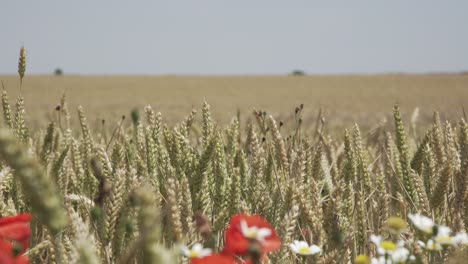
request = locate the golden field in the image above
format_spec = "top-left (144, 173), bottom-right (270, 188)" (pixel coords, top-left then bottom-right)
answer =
top-left (1, 74), bottom-right (467, 130)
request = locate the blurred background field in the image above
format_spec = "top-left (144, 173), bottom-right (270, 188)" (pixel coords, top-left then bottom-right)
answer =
top-left (1, 73), bottom-right (467, 132)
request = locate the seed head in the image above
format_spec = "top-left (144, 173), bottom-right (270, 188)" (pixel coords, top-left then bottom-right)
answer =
top-left (18, 47), bottom-right (27, 81)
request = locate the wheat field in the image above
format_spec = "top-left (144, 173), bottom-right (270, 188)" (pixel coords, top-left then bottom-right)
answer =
top-left (0, 51), bottom-right (468, 264)
top-left (0, 74), bottom-right (467, 130)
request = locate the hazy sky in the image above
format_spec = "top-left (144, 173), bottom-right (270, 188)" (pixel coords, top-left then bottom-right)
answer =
top-left (1, 0), bottom-right (468, 75)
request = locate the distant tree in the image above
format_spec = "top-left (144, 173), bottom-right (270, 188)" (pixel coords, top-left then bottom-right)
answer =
top-left (54, 68), bottom-right (63, 76)
top-left (291, 69), bottom-right (305, 76)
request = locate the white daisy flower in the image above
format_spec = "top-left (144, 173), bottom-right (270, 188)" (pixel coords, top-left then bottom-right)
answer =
top-left (371, 256), bottom-right (392, 264)
top-left (408, 213), bottom-right (435, 235)
top-left (396, 240), bottom-right (405, 248)
top-left (418, 239), bottom-right (442, 251)
top-left (181, 243), bottom-right (212, 258)
top-left (434, 236), bottom-right (455, 246)
top-left (289, 240), bottom-right (321, 256)
top-left (436, 225), bottom-right (451, 237)
top-left (434, 225), bottom-right (454, 246)
top-left (370, 235), bottom-right (397, 255)
top-left (452, 232), bottom-right (468, 246)
top-left (370, 235), bottom-right (384, 247)
top-left (240, 220), bottom-right (272, 241)
top-left (391, 247), bottom-right (414, 263)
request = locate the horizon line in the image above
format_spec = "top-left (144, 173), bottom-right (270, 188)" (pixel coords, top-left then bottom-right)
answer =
top-left (1, 71), bottom-right (468, 78)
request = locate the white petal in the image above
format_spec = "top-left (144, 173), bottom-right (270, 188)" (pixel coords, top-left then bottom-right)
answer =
top-left (192, 243), bottom-right (203, 251)
top-left (396, 240), bottom-right (405, 248)
top-left (180, 244), bottom-right (188, 250)
top-left (289, 243), bottom-right (298, 253)
top-left (425, 239), bottom-right (442, 251)
top-left (240, 220), bottom-right (249, 234)
top-left (391, 248), bottom-right (409, 262)
top-left (298, 241), bottom-right (309, 248)
top-left (257, 228), bottom-right (272, 240)
top-left (437, 225), bottom-right (451, 237)
top-left (181, 248), bottom-right (190, 256)
top-left (377, 247), bottom-right (385, 255)
top-left (453, 232), bottom-right (468, 245)
top-left (409, 213), bottom-right (435, 234)
top-left (370, 235), bottom-right (382, 245)
top-left (309, 245), bottom-right (321, 254)
top-left (200, 248), bottom-right (212, 257)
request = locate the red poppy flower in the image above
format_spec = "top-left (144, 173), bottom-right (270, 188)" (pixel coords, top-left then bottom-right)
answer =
top-left (0, 213), bottom-right (32, 254)
top-left (223, 214), bottom-right (280, 256)
top-left (0, 240), bottom-right (29, 264)
top-left (190, 253), bottom-right (237, 264)
top-left (0, 250), bottom-right (29, 264)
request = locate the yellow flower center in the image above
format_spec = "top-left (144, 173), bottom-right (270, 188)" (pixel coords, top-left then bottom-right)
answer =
top-left (427, 244), bottom-right (439, 251)
top-left (298, 248), bottom-right (312, 255)
top-left (355, 255), bottom-right (371, 264)
top-left (386, 217), bottom-right (407, 232)
top-left (380, 241), bottom-right (397, 251)
top-left (188, 251), bottom-right (200, 258)
top-left (245, 229), bottom-right (258, 239)
top-left (435, 236), bottom-right (452, 245)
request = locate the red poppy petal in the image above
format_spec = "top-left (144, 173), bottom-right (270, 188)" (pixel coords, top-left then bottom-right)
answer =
top-left (224, 214), bottom-right (281, 255)
top-left (224, 229), bottom-right (250, 255)
top-left (228, 214), bottom-right (247, 227)
top-left (242, 215), bottom-right (271, 228)
top-left (0, 240), bottom-right (13, 255)
top-left (0, 214), bottom-right (32, 226)
top-left (228, 214), bottom-right (277, 235)
top-left (0, 253), bottom-right (29, 264)
top-left (0, 213), bottom-right (32, 254)
top-left (190, 254), bottom-right (237, 264)
top-left (232, 215), bottom-right (272, 228)
top-left (0, 254), bottom-right (15, 264)
top-left (0, 223), bottom-right (31, 246)
top-left (13, 255), bottom-right (29, 264)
